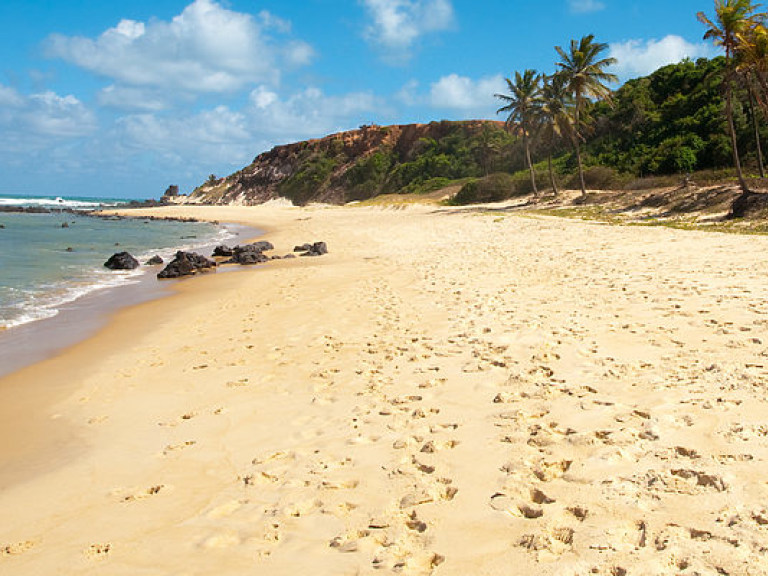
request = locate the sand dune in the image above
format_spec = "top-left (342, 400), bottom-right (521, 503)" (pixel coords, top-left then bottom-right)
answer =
top-left (3, 203), bottom-right (768, 575)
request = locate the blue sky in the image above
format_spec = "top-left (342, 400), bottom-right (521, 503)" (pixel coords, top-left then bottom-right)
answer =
top-left (1, 0), bottom-right (719, 199)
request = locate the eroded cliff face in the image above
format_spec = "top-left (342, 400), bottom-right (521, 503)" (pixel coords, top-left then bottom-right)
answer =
top-left (189, 120), bottom-right (505, 205)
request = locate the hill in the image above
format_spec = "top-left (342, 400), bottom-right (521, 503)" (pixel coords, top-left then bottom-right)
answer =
top-left (187, 120), bottom-right (513, 206)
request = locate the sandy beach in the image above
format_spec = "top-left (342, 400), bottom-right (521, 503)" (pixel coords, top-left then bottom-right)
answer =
top-left (3, 202), bottom-right (768, 575)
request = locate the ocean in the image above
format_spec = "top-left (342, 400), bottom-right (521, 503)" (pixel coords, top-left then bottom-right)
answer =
top-left (0, 194), bottom-right (234, 330)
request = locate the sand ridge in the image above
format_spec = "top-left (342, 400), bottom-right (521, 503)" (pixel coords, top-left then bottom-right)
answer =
top-left (2, 203), bottom-right (768, 574)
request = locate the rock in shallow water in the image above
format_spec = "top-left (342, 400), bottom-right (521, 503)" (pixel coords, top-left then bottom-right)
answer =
top-left (104, 251), bottom-right (140, 270)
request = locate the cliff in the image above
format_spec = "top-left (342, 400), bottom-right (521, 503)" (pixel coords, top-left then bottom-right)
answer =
top-left (188, 120), bottom-right (511, 205)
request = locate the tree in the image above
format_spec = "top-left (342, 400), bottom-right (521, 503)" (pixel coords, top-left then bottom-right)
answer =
top-left (735, 16), bottom-right (768, 177)
top-left (698, 0), bottom-right (763, 192)
top-left (537, 73), bottom-right (573, 195)
top-left (495, 69), bottom-right (542, 196)
top-left (555, 34), bottom-right (617, 198)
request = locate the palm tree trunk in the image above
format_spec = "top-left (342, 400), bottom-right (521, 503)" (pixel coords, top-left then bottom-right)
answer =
top-left (574, 137), bottom-right (587, 198)
top-left (725, 63), bottom-right (749, 193)
top-left (548, 152), bottom-right (558, 196)
top-left (523, 131), bottom-right (538, 196)
top-left (574, 101), bottom-right (587, 198)
top-left (749, 85), bottom-right (766, 178)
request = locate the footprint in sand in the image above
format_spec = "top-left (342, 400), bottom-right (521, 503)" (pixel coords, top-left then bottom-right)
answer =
top-left (2, 541), bottom-right (36, 556)
top-left (115, 484), bottom-right (168, 502)
top-left (85, 543), bottom-right (111, 558)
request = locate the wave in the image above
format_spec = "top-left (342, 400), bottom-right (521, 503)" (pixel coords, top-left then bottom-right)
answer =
top-left (0, 195), bottom-right (129, 209)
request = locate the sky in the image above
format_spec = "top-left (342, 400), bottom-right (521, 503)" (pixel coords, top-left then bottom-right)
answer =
top-left (0, 0), bottom-right (721, 199)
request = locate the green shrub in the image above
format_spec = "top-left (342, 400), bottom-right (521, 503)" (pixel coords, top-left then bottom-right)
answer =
top-left (450, 173), bottom-right (519, 205)
top-left (278, 154), bottom-right (337, 205)
top-left (566, 166), bottom-right (625, 190)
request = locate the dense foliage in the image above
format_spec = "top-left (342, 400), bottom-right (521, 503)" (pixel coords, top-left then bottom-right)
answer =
top-left (584, 56), bottom-right (764, 177)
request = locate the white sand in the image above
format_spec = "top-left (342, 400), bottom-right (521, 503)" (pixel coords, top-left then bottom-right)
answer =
top-left (3, 203), bottom-right (768, 575)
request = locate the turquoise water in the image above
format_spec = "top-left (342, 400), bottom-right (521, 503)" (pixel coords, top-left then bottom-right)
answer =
top-left (0, 195), bottom-right (228, 329)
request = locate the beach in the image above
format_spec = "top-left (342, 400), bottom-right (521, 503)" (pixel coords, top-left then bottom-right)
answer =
top-left (3, 202), bottom-right (768, 575)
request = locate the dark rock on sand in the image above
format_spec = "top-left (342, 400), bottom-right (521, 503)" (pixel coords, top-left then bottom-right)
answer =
top-left (224, 241), bottom-right (275, 265)
top-left (283, 254), bottom-right (296, 259)
top-left (212, 245), bottom-right (234, 257)
top-left (146, 255), bottom-right (164, 265)
top-left (299, 241), bottom-right (329, 257)
top-left (294, 243), bottom-right (312, 252)
top-left (157, 251), bottom-right (216, 279)
top-left (231, 251), bottom-right (269, 265)
top-left (104, 251), bottom-right (140, 270)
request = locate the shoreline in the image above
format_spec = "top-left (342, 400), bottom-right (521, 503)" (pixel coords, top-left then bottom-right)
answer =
top-left (0, 219), bottom-right (261, 379)
top-left (4, 203), bottom-right (768, 574)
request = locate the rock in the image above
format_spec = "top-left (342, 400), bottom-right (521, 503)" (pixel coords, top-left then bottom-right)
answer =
top-left (212, 245), bottom-right (233, 257)
top-left (283, 254), bottom-right (296, 259)
top-left (230, 251), bottom-right (268, 265)
top-left (66, 247), bottom-right (74, 252)
top-left (104, 252), bottom-right (140, 270)
top-left (245, 240), bottom-right (274, 252)
top-left (157, 251), bottom-right (216, 279)
top-left (294, 243), bottom-right (313, 252)
top-left (298, 241), bottom-right (329, 257)
top-left (61, 222), bottom-right (69, 228)
top-left (146, 255), bottom-right (164, 265)
top-left (1, 224), bottom-right (6, 228)
top-left (225, 241), bottom-right (275, 265)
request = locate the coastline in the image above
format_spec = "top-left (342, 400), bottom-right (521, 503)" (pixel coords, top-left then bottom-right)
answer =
top-left (4, 203), bottom-right (768, 574)
top-left (0, 220), bottom-right (260, 378)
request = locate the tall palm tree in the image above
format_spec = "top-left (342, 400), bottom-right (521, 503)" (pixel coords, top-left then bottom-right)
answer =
top-left (537, 73), bottom-right (574, 196)
top-left (698, 0), bottom-right (762, 193)
top-left (495, 69), bottom-right (542, 196)
top-left (555, 34), bottom-right (617, 199)
top-left (735, 17), bottom-right (768, 177)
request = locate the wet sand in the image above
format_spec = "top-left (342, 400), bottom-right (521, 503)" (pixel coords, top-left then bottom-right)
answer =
top-left (3, 203), bottom-right (768, 575)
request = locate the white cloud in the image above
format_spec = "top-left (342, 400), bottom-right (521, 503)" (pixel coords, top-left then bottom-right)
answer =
top-left (116, 106), bottom-right (252, 165)
top-left (0, 88), bottom-right (97, 155)
top-left (362, 0), bottom-right (454, 59)
top-left (569, 0), bottom-right (605, 13)
top-left (429, 74), bottom-right (505, 114)
top-left (609, 35), bottom-right (716, 79)
top-left (246, 86), bottom-right (381, 140)
top-left (0, 84), bottom-right (24, 107)
top-left (97, 85), bottom-right (169, 111)
top-left (107, 86), bottom-right (381, 170)
top-left (45, 0), bottom-right (313, 96)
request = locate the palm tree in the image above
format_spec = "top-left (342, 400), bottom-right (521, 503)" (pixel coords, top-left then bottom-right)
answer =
top-left (698, 0), bottom-right (763, 193)
top-left (555, 34), bottom-right (617, 199)
top-left (735, 17), bottom-right (768, 177)
top-left (495, 69), bottom-right (542, 196)
top-left (537, 73), bottom-right (574, 195)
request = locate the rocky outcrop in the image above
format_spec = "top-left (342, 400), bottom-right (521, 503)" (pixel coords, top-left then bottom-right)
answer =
top-left (294, 242), bottom-right (328, 257)
top-left (104, 252), bottom-right (140, 270)
top-left (157, 251), bottom-right (216, 279)
top-left (223, 241), bottom-right (276, 265)
top-left (188, 120), bottom-right (505, 206)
